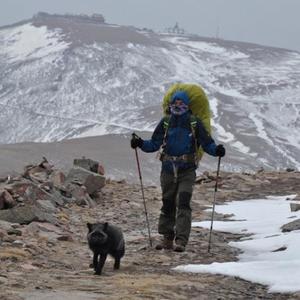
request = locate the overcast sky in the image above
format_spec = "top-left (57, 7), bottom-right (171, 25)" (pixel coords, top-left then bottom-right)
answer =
top-left (1, 0), bottom-right (299, 51)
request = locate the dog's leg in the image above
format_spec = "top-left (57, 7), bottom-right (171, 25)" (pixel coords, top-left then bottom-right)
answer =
top-left (114, 257), bottom-right (121, 270)
top-left (93, 252), bottom-right (98, 271)
top-left (95, 253), bottom-right (107, 275)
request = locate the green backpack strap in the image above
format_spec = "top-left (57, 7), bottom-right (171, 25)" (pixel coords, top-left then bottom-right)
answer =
top-left (162, 115), bottom-right (171, 146)
top-left (190, 115), bottom-right (197, 130)
top-left (189, 115), bottom-right (199, 160)
top-left (163, 115), bottom-right (171, 130)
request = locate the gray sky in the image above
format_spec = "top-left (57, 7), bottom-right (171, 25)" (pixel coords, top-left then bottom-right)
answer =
top-left (1, 0), bottom-right (300, 51)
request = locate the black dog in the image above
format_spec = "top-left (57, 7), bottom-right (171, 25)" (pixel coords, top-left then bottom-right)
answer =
top-left (87, 222), bottom-right (125, 275)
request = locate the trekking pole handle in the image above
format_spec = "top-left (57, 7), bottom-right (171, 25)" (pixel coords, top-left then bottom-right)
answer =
top-left (132, 132), bottom-right (139, 139)
top-left (132, 133), bottom-right (143, 181)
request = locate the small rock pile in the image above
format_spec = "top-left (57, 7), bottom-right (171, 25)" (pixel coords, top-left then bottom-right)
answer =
top-left (0, 157), bottom-right (106, 225)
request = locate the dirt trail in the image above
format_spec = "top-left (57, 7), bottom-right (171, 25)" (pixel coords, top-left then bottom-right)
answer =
top-left (1, 171), bottom-right (300, 300)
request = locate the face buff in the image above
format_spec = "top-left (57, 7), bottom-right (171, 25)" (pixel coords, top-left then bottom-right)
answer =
top-left (170, 102), bottom-right (189, 116)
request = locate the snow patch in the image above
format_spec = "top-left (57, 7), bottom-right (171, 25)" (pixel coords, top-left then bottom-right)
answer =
top-left (175, 195), bottom-right (300, 293)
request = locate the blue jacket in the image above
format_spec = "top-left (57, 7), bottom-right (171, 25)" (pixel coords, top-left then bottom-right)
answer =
top-left (141, 111), bottom-right (218, 173)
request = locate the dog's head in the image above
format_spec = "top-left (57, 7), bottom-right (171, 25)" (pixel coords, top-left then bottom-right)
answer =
top-left (87, 222), bottom-right (109, 246)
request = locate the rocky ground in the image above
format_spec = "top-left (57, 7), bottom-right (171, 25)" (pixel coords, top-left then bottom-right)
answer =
top-left (1, 161), bottom-right (300, 300)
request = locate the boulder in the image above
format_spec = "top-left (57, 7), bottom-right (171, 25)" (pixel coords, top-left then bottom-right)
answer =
top-left (36, 200), bottom-right (57, 214)
top-left (73, 157), bottom-right (98, 172)
top-left (23, 165), bottom-right (48, 181)
top-left (28, 171), bottom-right (49, 183)
top-left (45, 189), bottom-right (65, 206)
top-left (26, 221), bottom-right (62, 234)
top-left (0, 189), bottom-right (16, 209)
top-left (97, 164), bottom-right (105, 175)
top-left (39, 181), bottom-right (53, 192)
top-left (0, 205), bottom-right (58, 225)
top-left (7, 181), bottom-right (63, 206)
top-left (23, 184), bottom-right (50, 203)
top-left (73, 157), bottom-right (105, 175)
top-left (50, 170), bottom-right (66, 188)
top-left (38, 156), bottom-right (53, 172)
top-left (290, 202), bottom-right (300, 212)
top-left (0, 220), bottom-right (14, 231)
top-left (66, 167), bottom-right (105, 195)
top-left (5, 181), bottom-right (36, 198)
top-left (66, 184), bottom-right (96, 207)
top-left (23, 157), bottom-right (53, 180)
top-left (281, 219), bottom-right (300, 232)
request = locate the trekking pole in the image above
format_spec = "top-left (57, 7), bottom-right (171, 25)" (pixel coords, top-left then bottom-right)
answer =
top-left (208, 156), bottom-right (222, 253)
top-left (132, 134), bottom-right (153, 248)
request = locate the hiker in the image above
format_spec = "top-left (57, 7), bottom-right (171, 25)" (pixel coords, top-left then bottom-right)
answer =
top-left (130, 88), bottom-right (225, 252)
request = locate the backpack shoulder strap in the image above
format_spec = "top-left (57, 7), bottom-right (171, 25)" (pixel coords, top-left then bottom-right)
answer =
top-left (162, 115), bottom-right (171, 146)
top-left (163, 115), bottom-right (171, 130)
top-left (190, 115), bottom-right (197, 129)
top-left (190, 115), bottom-right (199, 165)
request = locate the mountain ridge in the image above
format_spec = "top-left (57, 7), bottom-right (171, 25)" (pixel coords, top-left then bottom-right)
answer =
top-left (0, 12), bottom-right (299, 175)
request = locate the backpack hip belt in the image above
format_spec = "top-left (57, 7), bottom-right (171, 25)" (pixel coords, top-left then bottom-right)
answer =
top-left (160, 153), bottom-right (196, 163)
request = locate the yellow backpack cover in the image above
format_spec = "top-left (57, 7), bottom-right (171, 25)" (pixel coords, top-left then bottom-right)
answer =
top-left (162, 83), bottom-right (212, 160)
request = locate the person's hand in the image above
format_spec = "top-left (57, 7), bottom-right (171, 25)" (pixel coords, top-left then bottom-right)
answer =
top-left (216, 144), bottom-right (225, 157)
top-left (131, 134), bottom-right (144, 149)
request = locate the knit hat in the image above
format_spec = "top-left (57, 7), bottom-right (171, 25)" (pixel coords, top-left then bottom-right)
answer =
top-left (171, 90), bottom-right (190, 105)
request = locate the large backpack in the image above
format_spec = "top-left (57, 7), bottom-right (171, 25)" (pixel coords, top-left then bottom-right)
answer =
top-left (162, 83), bottom-right (212, 160)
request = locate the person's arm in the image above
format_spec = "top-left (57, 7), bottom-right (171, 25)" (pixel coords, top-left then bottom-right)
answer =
top-left (195, 118), bottom-right (217, 156)
top-left (140, 118), bottom-right (165, 153)
top-left (195, 118), bottom-right (226, 157)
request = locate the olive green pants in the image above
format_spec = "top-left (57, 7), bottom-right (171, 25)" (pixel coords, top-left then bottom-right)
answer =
top-left (159, 168), bottom-right (196, 246)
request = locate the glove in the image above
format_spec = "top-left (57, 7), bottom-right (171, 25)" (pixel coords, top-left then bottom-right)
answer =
top-left (215, 144), bottom-right (225, 157)
top-left (131, 134), bottom-right (144, 149)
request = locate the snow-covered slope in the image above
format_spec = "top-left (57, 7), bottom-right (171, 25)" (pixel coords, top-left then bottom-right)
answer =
top-left (0, 12), bottom-right (300, 172)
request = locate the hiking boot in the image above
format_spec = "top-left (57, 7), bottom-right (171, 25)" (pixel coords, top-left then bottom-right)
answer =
top-left (155, 237), bottom-right (173, 250)
top-left (174, 241), bottom-right (186, 252)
